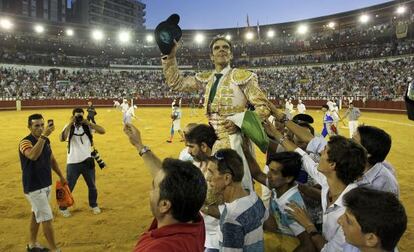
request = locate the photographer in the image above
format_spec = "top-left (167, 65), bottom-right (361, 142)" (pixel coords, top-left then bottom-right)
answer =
top-left (59, 108), bottom-right (105, 217)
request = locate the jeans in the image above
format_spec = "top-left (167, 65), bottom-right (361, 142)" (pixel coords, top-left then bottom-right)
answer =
top-left (60, 158), bottom-right (98, 210)
top-left (87, 115), bottom-right (96, 124)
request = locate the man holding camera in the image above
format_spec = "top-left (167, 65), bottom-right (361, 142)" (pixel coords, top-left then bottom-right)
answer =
top-left (59, 108), bottom-right (105, 217)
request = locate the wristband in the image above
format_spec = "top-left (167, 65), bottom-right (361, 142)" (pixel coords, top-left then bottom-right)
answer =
top-left (139, 146), bottom-right (151, 156)
top-left (40, 135), bottom-right (48, 140)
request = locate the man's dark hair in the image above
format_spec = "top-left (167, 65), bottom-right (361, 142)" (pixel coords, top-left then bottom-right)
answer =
top-left (322, 105), bottom-right (329, 109)
top-left (72, 107), bottom-right (84, 115)
top-left (185, 124), bottom-right (217, 149)
top-left (28, 114), bottom-right (43, 127)
top-left (357, 125), bottom-right (391, 166)
top-left (159, 158), bottom-right (207, 223)
top-left (266, 151), bottom-right (302, 184)
top-left (343, 187), bottom-right (407, 251)
top-left (327, 136), bottom-right (366, 185)
top-left (208, 148), bottom-right (244, 182)
top-left (209, 35), bottom-right (233, 54)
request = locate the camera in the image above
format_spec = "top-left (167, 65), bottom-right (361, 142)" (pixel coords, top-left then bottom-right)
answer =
top-left (91, 148), bottom-right (106, 169)
top-left (75, 115), bottom-right (84, 124)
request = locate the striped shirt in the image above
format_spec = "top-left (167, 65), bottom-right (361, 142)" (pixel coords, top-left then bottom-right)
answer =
top-left (219, 191), bottom-right (268, 252)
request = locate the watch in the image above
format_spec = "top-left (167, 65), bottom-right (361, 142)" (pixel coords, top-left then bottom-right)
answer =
top-left (138, 146), bottom-right (151, 156)
top-left (277, 136), bottom-right (286, 145)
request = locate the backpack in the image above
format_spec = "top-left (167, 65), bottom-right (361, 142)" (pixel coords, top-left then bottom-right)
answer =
top-left (67, 123), bottom-right (93, 153)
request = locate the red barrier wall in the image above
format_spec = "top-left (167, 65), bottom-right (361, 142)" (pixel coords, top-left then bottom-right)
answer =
top-left (0, 98), bottom-right (407, 114)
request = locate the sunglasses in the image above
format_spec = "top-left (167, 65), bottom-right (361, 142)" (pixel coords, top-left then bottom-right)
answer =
top-left (214, 151), bottom-right (235, 177)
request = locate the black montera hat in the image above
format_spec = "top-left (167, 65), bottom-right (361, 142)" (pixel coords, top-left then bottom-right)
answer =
top-left (154, 14), bottom-right (182, 55)
top-left (292, 114), bottom-right (314, 124)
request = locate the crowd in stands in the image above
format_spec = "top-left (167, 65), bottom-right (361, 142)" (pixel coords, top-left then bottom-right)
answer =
top-left (1, 12), bottom-right (414, 69)
top-left (0, 68), bottom-right (186, 99)
top-left (1, 57), bottom-right (411, 100)
top-left (257, 57), bottom-right (412, 100)
top-left (1, 32), bottom-right (414, 68)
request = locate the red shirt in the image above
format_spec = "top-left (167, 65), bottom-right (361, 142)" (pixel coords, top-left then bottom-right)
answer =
top-left (134, 214), bottom-right (205, 252)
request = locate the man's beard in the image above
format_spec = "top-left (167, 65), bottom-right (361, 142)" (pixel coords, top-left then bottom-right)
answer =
top-left (192, 153), bottom-right (208, 162)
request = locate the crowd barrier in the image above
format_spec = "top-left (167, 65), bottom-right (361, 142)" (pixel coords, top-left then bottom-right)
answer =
top-left (0, 98), bottom-right (407, 114)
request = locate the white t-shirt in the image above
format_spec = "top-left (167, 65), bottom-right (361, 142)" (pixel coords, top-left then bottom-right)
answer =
top-left (63, 124), bottom-right (92, 164)
top-left (126, 106), bottom-right (135, 117)
top-left (269, 185), bottom-right (306, 236)
top-left (327, 101), bottom-right (335, 111)
top-left (192, 161), bottom-right (220, 249)
top-left (178, 147), bottom-right (193, 162)
top-left (297, 103), bottom-right (306, 114)
top-left (120, 102), bottom-right (129, 113)
top-left (295, 147), bottom-right (356, 252)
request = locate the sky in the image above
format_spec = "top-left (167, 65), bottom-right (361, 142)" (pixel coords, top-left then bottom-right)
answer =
top-left (141, 0), bottom-right (392, 30)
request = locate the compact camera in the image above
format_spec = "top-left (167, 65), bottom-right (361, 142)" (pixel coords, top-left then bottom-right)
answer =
top-left (75, 115), bottom-right (84, 124)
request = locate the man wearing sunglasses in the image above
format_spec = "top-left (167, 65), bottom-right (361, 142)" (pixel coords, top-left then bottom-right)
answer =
top-left (19, 114), bottom-right (66, 252)
top-left (203, 149), bottom-right (267, 251)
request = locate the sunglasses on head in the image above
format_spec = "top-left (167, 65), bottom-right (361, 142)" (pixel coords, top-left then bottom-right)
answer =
top-left (214, 151), bottom-right (235, 177)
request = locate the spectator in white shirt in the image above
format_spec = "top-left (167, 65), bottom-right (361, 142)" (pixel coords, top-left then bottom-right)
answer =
top-left (297, 100), bottom-right (306, 114)
top-left (264, 121), bottom-right (366, 252)
top-left (183, 124), bottom-right (221, 251)
top-left (352, 125), bottom-right (399, 197)
top-left (243, 147), bottom-right (316, 252)
top-left (178, 123), bottom-right (198, 162)
top-left (339, 187), bottom-right (407, 252)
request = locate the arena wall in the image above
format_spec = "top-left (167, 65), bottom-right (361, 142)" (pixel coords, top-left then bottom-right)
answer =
top-left (0, 98), bottom-right (407, 114)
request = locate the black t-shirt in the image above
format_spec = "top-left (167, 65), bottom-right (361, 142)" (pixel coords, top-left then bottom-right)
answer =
top-left (87, 106), bottom-right (97, 117)
top-left (18, 134), bottom-right (52, 194)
